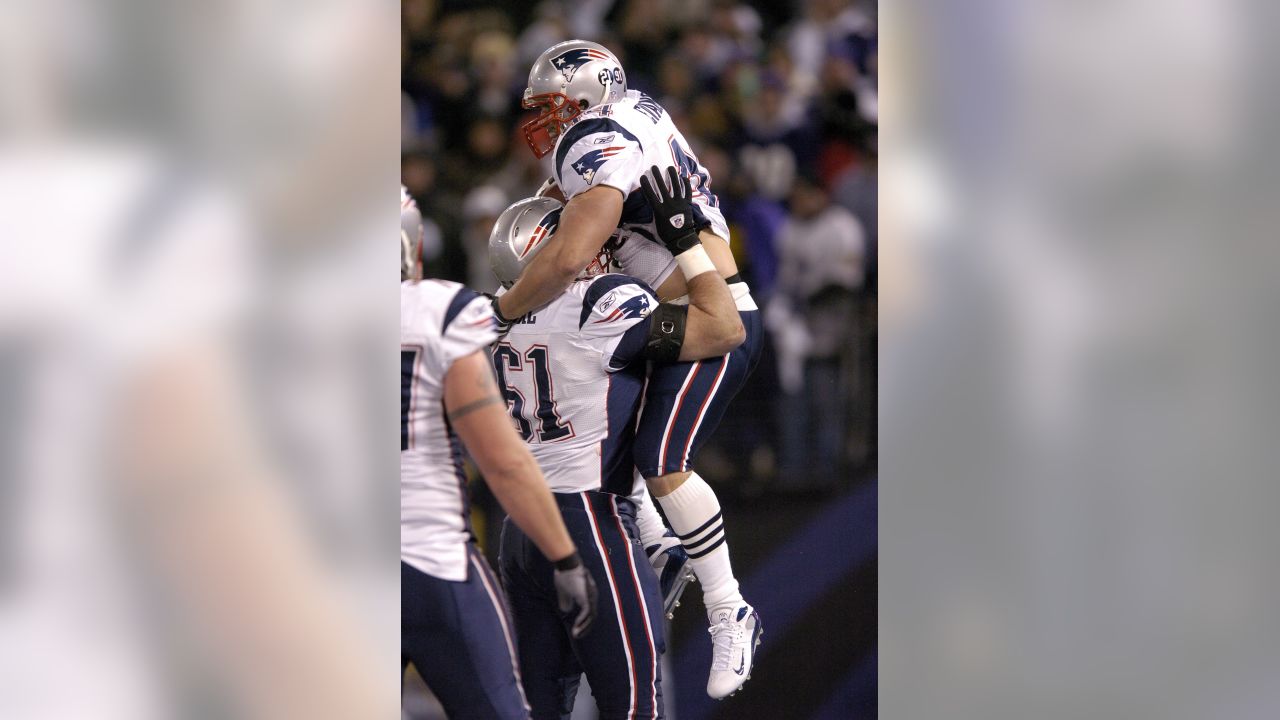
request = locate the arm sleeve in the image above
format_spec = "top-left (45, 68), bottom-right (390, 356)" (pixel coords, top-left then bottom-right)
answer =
top-left (554, 117), bottom-right (646, 201)
top-left (576, 275), bottom-right (660, 372)
top-left (439, 289), bottom-right (500, 370)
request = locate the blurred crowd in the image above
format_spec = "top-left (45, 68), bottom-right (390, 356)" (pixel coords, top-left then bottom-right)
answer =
top-left (403, 0), bottom-right (877, 492)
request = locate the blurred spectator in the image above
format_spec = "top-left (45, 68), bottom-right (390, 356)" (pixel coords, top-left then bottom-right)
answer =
top-left (767, 177), bottom-right (866, 488)
top-left (461, 185), bottom-right (510, 292)
top-left (517, 3), bottom-right (573, 69)
top-left (469, 31), bottom-right (521, 118)
top-left (734, 69), bottom-right (817, 197)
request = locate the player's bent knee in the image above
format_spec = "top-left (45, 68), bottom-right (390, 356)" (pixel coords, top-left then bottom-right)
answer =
top-left (646, 470), bottom-right (692, 498)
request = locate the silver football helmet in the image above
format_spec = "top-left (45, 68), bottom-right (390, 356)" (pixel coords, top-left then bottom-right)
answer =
top-left (521, 40), bottom-right (627, 158)
top-left (488, 196), bottom-right (614, 288)
top-left (402, 185), bottom-right (423, 281)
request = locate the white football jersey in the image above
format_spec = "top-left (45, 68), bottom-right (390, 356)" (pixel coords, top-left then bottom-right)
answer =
top-left (401, 279), bottom-right (499, 581)
top-left (495, 274), bottom-right (657, 495)
top-left (553, 90), bottom-right (733, 294)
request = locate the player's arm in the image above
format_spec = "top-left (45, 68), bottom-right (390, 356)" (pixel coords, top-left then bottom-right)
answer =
top-left (444, 348), bottom-right (597, 635)
top-left (638, 166), bottom-right (745, 362)
top-left (671, 270), bottom-right (745, 360)
top-left (496, 185), bottom-right (623, 320)
top-left (444, 350), bottom-right (574, 562)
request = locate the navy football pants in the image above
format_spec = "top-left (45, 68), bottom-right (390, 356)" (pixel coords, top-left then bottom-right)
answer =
top-left (402, 547), bottom-right (530, 720)
top-left (500, 492), bottom-right (666, 720)
top-left (634, 308), bottom-right (763, 478)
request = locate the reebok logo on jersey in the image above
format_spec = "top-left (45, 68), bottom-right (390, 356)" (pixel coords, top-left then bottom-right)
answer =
top-left (550, 47), bottom-right (612, 83)
top-left (593, 293), bottom-right (650, 323)
top-left (670, 215), bottom-right (686, 229)
top-left (593, 134), bottom-right (616, 145)
top-left (571, 146), bottom-right (626, 183)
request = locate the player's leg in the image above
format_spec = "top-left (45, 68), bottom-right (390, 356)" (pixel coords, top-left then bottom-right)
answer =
top-left (401, 554), bottom-right (531, 720)
top-left (635, 309), bottom-right (763, 616)
top-left (633, 309), bottom-right (765, 698)
top-left (570, 493), bottom-right (666, 720)
top-left (500, 517), bottom-right (583, 719)
top-left (632, 478), bottom-right (695, 618)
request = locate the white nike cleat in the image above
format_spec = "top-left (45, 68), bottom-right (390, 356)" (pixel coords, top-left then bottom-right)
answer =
top-left (706, 604), bottom-right (762, 699)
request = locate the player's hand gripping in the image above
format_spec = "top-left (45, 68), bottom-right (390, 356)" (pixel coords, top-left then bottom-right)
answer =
top-left (481, 292), bottom-right (514, 336)
top-left (639, 165), bottom-right (701, 256)
top-left (553, 552), bottom-right (598, 638)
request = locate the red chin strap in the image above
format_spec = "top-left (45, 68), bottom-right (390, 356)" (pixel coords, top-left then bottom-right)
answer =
top-left (521, 93), bottom-right (584, 158)
top-left (580, 248), bottom-right (614, 279)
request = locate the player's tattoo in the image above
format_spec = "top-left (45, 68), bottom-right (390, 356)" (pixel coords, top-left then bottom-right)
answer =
top-left (447, 394), bottom-right (502, 422)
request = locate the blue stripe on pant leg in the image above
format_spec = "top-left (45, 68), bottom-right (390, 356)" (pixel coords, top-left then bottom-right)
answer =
top-left (581, 494), bottom-right (665, 719)
top-left (570, 493), bottom-right (641, 719)
top-left (659, 358), bottom-right (725, 476)
top-left (663, 310), bottom-right (763, 475)
top-left (634, 309), bottom-right (763, 479)
top-left (607, 495), bottom-right (667, 718)
top-left (632, 361), bottom-right (698, 478)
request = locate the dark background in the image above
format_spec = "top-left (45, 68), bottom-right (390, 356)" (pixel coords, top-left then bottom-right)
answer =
top-left (403, 0), bottom-right (877, 717)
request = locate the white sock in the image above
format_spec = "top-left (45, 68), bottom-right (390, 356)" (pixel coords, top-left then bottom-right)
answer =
top-left (633, 483), bottom-right (670, 549)
top-left (654, 473), bottom-right (743, 617)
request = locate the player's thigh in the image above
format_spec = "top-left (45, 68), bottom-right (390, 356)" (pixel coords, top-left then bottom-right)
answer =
top-left (572, 495), bottom-right (665, 719)
top-left (500, 519), bottom-right (583, 719)
top-left (634, 310), bottom-right (763, 478)
top-left (401, 557), bottom-right (529, 720)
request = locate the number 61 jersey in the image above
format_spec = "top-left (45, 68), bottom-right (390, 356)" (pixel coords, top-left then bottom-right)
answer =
top-left (493, 274), bottom-right (658, 495)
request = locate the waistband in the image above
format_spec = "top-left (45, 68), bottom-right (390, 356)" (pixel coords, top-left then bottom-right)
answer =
top-left (552, 490), bottom-right (637, 518)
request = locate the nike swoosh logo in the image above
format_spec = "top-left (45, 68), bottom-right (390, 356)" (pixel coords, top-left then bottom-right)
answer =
top-left (734, 657), bottom-right (745, 675)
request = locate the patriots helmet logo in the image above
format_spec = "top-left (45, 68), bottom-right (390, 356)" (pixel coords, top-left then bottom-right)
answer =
top-left (551, 47), bottom-right (612, 83)
top-left (571, 146), bottom-right (626, 183)
top-left (594, 292), bottom-right (650, 323)
top-left (519, 208), bottom-right (563, 259)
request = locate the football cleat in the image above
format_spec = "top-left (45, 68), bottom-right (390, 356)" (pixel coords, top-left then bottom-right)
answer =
top-left (706, 604), bottom-right (762, 699)
top-left (646, 532), bottom-right (696, 619)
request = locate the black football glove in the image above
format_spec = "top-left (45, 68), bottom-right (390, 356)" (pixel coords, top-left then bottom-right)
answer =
top-left (482, 292), bottom-right (514, 336)
top-left (639, 165), bottom-right (701, 256)
top-left (552, 552), bottom-right (598, 638)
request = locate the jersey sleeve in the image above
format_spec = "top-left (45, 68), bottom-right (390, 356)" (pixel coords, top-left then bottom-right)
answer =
top-left (554, 117), bottom-right (646, 201)
top-left (577, 275), bottom-right (659, 372)
top-left (439, 288), bottom-right (500, 370)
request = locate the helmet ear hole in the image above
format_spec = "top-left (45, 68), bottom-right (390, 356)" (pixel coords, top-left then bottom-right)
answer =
top-left (578, 99), bottom-right (589, 110)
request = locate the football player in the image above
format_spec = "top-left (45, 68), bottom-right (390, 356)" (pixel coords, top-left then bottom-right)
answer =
top-left (494, 40), bottom-right (764, 698)
top-left (401, 189), bottom-right (597, 720)
top-left (488, 166), bottom-right (747, 719)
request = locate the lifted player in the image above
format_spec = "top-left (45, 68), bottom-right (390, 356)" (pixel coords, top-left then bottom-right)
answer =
top-left (401, 190), bottom-right (596, 720)
top-left (494, 41), bottom-right (763, 698)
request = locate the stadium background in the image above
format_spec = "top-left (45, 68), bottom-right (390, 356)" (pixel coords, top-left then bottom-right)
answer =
top-left (402, 0), bottom-right (876, 717)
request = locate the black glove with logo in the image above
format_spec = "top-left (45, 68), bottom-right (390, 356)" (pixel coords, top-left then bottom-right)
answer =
top-left (639, 165), bottom-right (701, 256)
top-left (553, 552), bottom-right (598, 638)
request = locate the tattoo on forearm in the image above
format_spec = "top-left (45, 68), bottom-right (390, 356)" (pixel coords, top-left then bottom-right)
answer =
top-left (447, 394), bottom-right (502, 422)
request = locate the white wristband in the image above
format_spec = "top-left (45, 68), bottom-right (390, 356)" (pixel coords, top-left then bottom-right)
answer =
top-left (674, 244), bottom-right (716, 279)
